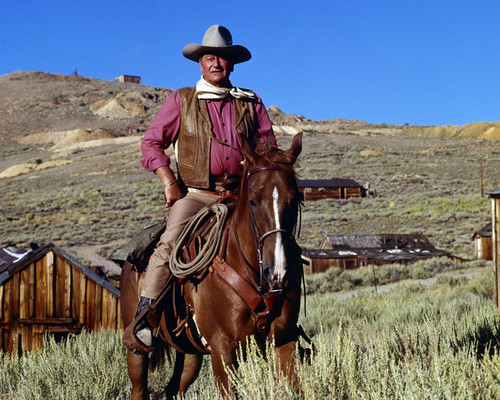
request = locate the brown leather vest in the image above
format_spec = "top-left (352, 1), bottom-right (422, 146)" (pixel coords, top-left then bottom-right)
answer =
top-left (176, 86), bottom-right (258, 189)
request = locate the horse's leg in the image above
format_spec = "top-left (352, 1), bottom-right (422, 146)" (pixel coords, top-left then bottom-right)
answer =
top-left (210, 344), bottom-right (238, 399)
top-left (275, 340), bottom-right (299, 392)
top-left (164, 352), bottom-right (203, 399)
top-left (127, 350), bottom-right (150, 400)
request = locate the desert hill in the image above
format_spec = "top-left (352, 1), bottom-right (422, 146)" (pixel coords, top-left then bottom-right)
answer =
top-left (2, 71), bottom-right (500, 147)
top-left (1, 70), bottom-right (499, 271)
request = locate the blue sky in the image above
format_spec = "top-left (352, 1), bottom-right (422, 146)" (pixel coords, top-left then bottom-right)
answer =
top-left (1, 0), bottom-right (499, 126)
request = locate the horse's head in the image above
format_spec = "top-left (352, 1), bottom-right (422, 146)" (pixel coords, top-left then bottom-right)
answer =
top-left (239, 132), bottom-right (303, 290)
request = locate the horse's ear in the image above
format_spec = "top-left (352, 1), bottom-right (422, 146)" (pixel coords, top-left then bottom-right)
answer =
top-left (238, 133), bottom-right (258, 165)
top-left (287, 132), bottom-right (303, 163)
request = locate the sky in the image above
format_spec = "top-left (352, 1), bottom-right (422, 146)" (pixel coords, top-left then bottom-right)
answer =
top-left (1, 0), bottom-right (499, 126)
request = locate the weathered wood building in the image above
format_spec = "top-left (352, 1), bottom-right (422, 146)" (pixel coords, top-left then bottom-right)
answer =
top-left (0, 243), bottom-right (122, 355)
top-left (302, 234), bottom-right (452, 274)
top-left (114, 74), bottom-right (141, 84)
top-left (297, 179), bottom-right (372, 201)
top-left (487, 189), bottom-right (500, 309)
top-left (472, 223), bottom-right (492, 260)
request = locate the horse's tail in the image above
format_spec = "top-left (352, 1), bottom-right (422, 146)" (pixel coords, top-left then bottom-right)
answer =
top-left (149, 340), bottom-right (170, 371)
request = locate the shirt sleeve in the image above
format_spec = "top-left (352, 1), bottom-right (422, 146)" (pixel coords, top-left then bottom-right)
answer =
top-left (139, 91), bottom-right (181, 172)
top-left (253, 93), bottom-right (277, 146)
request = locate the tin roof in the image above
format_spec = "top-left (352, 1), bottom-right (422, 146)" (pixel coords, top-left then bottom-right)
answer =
top-left (304, 233), bottom-right (450, 264)
top-left (297, 178), bottom-right (362, 188)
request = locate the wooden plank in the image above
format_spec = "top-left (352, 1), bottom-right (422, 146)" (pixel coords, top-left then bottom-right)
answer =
top-left (19, 265), bottom-right (31, 319)
top-left (64, 261), bottom-right (72, 318)
top-left (116, 297), bottom-right (123, 330)
top-left (3, 276), bottom-right (12, 324)
top-left (35, 258), bottom-right (47, 319)
top-left (12, 273), bottom-right (20, 323)
top-left (86, 280), bottom-right (96, 329)
top-left (80, 274), bottom-right (87, 326)
top-left (95, 284), bottom-right (103, 330)
top-left (54, 255), bottom-right (65, 316)
top-left (31, 324), bottom-right (46, 353)
top-left (18, 317), bottom-right (75, 325)
top-left (45, 251), bottom-right (55, 317)
top-left (101, 289), bottom-right (110, 330)
top-left (28, 264), bottom-right (35, 318)
top-left (0, 284), bottom-right (4, 322)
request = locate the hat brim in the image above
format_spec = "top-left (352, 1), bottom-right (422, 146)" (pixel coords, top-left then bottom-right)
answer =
top-left (182, 44), bottom-right (251, 64)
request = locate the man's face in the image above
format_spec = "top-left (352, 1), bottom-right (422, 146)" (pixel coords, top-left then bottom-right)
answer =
top-left (199, 53), bottom-right (233, 87)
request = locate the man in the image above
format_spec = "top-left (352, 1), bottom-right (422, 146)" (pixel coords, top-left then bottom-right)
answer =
top-left (131, 25), bottom-right (276, 347)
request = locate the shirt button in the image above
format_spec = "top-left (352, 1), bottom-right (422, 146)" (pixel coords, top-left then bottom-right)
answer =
top-left (222, 123), bottom-right (225, 126)
top-left (226, 157), bottom-right (229, 160)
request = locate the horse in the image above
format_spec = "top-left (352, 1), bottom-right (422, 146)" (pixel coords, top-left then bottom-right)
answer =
top-left (120, 131), bottom-right (304, 399)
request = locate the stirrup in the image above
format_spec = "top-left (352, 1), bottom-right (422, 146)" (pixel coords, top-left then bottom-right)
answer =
top-left (134, 297), bottom-right (153, 346)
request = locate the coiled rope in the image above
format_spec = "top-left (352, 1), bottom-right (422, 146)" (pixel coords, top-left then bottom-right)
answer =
top-left (169, 203), bottom-right (229, 278)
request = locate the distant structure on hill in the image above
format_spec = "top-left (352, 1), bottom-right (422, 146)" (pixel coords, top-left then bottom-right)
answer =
top-left (115, 74), bottom-right (141, 84)
top-left (297, 178), bottom-right (376, 201)
top-left (302, 233), bottom-right (457, 274)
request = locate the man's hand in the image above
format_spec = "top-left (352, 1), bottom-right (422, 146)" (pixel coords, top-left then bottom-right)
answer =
top-left (154, 166), bottom-right (184, 208)
top-left (164, 183), bottom-right (184, 208)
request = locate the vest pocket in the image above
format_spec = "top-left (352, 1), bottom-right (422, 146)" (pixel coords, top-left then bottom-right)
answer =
top-left (178, 131), bottom-right (197, 168)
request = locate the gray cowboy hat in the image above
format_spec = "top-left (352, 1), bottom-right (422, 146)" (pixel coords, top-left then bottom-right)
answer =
top-left (182, 25), bottom-right (251, 64)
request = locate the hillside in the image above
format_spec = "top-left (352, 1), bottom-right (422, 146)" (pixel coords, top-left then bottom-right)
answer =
top-left (1, 71), bottom-right (499, 273)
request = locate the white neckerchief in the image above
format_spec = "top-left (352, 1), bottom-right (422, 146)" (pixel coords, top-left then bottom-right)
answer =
top-left (196, 76), bottom-right (255, 100)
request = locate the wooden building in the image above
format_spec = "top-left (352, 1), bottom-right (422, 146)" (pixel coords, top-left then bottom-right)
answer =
top-left (472, 223), bottom-right (492, 260)
top-left (487, 189), bottom-right (500, 309)
top-left (302, 234), bottom-right (451, 274)
top-left (0, 243), bottom-right (122, 355)
top-left (114, 74), bottom-right (141, 84)
top-left (297, 179), bottom-right (372, 201)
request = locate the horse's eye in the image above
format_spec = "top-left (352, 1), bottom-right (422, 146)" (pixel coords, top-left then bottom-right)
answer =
top-left (249, 199), bottom-right (257, 208)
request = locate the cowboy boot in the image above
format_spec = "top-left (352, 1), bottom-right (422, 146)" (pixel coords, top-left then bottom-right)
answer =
top-left (134, 296), bottom-right (153, 347)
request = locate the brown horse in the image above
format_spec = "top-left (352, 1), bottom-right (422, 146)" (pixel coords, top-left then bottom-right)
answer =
top-left (120, 132), bottom-right (303, 399)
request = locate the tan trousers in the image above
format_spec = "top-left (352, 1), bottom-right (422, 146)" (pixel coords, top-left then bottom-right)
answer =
top-left (140, 190), bottom-right (221, 299)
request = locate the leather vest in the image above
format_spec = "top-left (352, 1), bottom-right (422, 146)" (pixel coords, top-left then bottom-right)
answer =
top-left (176, 86), bottom-right (258, 189)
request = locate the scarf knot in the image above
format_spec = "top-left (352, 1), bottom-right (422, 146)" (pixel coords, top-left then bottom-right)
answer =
top-left (196, 76), bottom-right (255, 100)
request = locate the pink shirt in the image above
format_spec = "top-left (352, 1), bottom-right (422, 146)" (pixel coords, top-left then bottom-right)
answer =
top-left (140, 90), bottom-right (276, 176)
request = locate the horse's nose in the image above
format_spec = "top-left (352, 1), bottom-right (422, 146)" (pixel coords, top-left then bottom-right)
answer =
top-left (263, 266), bottom-right (283, 289)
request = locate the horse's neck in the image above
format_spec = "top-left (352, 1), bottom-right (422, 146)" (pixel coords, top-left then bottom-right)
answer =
top-left (225, 187), bottom-right (259, 280)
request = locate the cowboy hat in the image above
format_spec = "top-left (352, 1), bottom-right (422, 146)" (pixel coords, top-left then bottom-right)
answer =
top-left (182, 25), bottom-right (251, 64)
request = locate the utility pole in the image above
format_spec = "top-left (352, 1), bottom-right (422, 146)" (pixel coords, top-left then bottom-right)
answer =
top-left (480, 156), bottom-right (484, 198)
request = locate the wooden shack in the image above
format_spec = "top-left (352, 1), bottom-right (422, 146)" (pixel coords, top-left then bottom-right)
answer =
top-left (0, 243), bottom-right (122, 355)
top-left (472, 223), bottom-right (492, 260)
top-left (487, 189), bottom-right (500, 309)
top-left (115, 74), bottom-right (141, 84)
top-left (297, 179), bottom-right (369, 201)
top-left (302, 234), bottom-right (451, 274)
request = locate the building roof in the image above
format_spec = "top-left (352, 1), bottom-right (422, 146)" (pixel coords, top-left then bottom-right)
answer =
top-left (472, 223), bottom-right (492, 239)
top-left (0, 243), bottom-right (119, 297)
top-left (304, 233), bottom-right (450, 264)
top-left (297, 178), bottom-right (362, 188)
top-left (0, 245), bottom-right (31, 267)
top-left (487, 188), bottom-right (500, 198)
top-left (324, 233), bottom-right (436, 250)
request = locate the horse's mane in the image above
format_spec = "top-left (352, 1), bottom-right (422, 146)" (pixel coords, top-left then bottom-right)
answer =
top-left (254, 142), bottom-right (297, 178)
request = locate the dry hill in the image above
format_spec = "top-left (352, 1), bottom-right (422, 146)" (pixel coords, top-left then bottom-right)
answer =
top-left (1, 71), bottom-right (499, 272)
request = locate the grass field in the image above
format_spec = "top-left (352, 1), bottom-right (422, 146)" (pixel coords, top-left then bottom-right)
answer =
top-left (1, 259), bottom-right (498, 400)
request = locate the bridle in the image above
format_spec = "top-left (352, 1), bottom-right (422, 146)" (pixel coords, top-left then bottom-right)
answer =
top-left (232, 165), bottom-right (300, 293)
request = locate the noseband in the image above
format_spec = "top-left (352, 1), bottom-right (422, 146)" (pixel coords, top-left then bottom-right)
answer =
top-left (234, 165), bottom-right (298, 293)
